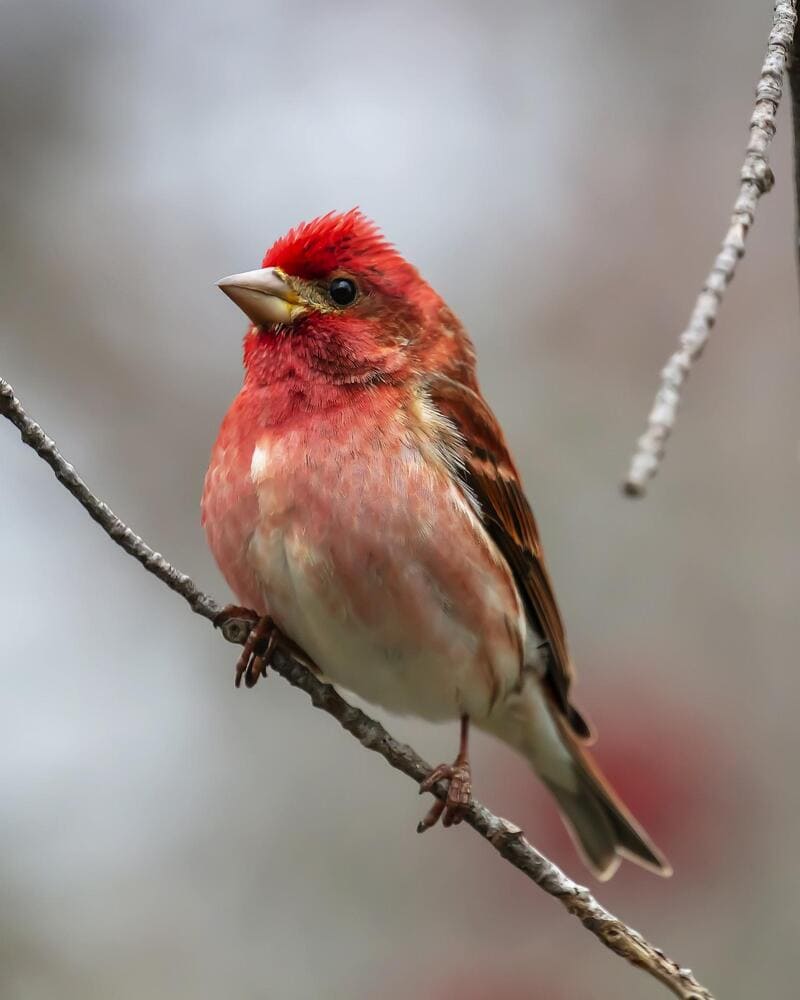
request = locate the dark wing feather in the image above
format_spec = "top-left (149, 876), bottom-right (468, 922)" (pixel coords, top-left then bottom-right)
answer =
top-left (425, 373), bottom-right (591, 740)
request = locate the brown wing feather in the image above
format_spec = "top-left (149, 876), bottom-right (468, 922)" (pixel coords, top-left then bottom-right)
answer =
top-left (424, 373), bottom-right (591, 740)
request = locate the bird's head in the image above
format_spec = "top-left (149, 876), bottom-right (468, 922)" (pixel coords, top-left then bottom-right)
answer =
top-left (218, 210), bottom-right (460, 388)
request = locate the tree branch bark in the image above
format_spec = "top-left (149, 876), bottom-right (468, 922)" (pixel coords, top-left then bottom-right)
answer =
top-left (623, 0), bottom-right (797, 497)
top-left (789, 5), bottom-right (800, 281)
top-left (1, 374), bottom-right (714, 999)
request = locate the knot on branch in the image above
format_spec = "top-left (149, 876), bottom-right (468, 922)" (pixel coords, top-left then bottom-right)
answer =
top-left (488, 819), bottom-right (525, 850)
top-left (213, 612), bottom-right (256, 645)
top-left (741, 157), bottom-right (775, 193)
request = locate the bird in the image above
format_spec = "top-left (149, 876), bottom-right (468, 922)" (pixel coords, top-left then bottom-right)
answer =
top-left (201, 209), bottom-right (670, 880)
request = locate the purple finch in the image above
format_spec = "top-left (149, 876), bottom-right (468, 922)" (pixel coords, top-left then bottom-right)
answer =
top-left (202, 210), bottom-right (669, 880)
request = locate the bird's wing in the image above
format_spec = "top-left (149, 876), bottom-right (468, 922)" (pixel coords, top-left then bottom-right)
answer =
top-left (424, 372), bottom-right (591, 740)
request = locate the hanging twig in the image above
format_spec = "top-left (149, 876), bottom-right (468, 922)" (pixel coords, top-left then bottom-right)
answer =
top-left (1, 373), bottom-right (714, 1000)
top-left (623, 0), bottom-right (797, 497)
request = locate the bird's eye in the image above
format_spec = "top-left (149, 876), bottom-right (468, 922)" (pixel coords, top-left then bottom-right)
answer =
top-left (329, 277), bottom-right (358, 307)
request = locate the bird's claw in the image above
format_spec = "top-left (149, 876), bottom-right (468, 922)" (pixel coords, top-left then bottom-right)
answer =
top-left (417, 759), bottom-right (472, 832)
top-left (213, 606), bottom-right (278, 689)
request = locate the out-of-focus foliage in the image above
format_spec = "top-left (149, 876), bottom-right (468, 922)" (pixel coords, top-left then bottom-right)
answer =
top-left (1, 2), bottom-right (798, 998)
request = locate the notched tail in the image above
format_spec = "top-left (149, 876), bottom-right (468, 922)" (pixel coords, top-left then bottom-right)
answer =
top-left (544, 722), bottom-right (672, 880)
top-left (486, 678), bottom-right (671, 880)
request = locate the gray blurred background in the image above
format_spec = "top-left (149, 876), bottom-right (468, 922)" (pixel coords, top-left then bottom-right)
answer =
top-left (1, 2), bottom-right (798, 997)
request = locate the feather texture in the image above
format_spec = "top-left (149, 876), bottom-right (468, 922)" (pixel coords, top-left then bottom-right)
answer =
top-left (423, 373), bottom-right (591, 740)
top-left (203, 209), bottom-right (669, 878)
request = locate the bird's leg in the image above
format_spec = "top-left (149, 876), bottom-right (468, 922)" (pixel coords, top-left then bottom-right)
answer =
top-left (417, 715), bottom-right (472, 832)
top-left (213, 605), bottom-right (279, 689)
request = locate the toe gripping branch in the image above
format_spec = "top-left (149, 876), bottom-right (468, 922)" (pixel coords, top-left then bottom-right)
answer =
top-left (214, 606), bottom-right (279, 689)
top-left (417, 715), bottom-right (472, 832)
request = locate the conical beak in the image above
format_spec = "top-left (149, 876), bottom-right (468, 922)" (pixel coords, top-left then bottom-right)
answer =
top-left (216, 267), bottom-right (307, 327)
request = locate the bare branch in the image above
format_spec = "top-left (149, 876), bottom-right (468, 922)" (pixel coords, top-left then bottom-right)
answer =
top-left (623, 0), bottom-right (797, 497)
top-left (0, 375), bottom-right (714, 1000)
top-left (789, 10), bottom-right (800, 277)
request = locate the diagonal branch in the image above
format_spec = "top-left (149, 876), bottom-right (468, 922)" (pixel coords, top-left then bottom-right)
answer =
top-left (623, 0), bottom-right (797, 497)
top-left (0, 374), bottom-right (713, 1000)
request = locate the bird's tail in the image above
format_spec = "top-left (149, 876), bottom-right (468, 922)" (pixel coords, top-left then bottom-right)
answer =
top-left (482, 677), bottom-right (671, 880)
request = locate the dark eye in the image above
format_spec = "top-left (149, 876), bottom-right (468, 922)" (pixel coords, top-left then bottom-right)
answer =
top-left (329, 276), bottom-right (358, 306)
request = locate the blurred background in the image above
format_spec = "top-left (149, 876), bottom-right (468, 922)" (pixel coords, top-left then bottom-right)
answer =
top-left (1, 1), bottom-right (798, 997)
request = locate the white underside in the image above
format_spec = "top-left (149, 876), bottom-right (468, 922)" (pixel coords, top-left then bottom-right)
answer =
top-left (249, 522), bottom-right (513, 721)
top-left (246, 438), bottom-right (577, 792)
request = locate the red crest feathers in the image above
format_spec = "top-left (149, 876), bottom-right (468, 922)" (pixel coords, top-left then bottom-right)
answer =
top-left (262, 208), bottom-right (407, 280)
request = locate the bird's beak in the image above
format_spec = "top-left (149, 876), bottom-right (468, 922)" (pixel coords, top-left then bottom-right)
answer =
top-left (216, 267), bottom-right (307, 327)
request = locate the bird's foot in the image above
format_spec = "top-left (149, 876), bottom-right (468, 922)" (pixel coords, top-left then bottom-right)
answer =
top-left (417, 757), bottom-right (472, 832)
top-left (213, 605), bottom-right (278, 689)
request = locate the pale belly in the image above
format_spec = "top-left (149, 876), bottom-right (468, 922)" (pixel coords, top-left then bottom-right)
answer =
top-left (245, 434), bottom-right (526, 722)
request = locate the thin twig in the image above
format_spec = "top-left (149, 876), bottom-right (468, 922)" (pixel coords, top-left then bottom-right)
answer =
top-left (0, 375), bottom-right (714, 1000)
top-left (788, 9), bottom-right (800, 280)
top-left (623, 0), bottom-right (797, 497)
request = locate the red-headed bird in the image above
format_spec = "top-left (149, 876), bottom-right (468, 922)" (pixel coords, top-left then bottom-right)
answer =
top-left (202, 210), bottom-right (669, 880)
